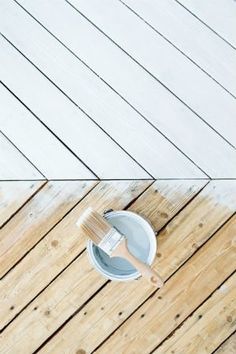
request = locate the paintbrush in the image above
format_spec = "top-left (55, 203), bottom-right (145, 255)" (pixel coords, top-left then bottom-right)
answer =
top-left (77, 207), bottom-right (163, 287)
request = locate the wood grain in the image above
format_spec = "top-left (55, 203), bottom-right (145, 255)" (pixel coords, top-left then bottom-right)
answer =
top-left (0, 181), bottom-right (44, 228)
top-left (0, 180), bottom-right (96, 278)
top-left (96, 215), bottom-right (236, 354)
top-left (39, 180), bottom-right (236, 353)
top-left (0, 180), bottom-right (151, 330)
top-left (0, 0), bottom-right (235, 350)
top-left (215, 333), bottom-right (236, 354)
top-left (0, 252), bottom-right (104, 354)
top-left (154, 272), bottom-right (236, 354)
top-left (128, 179), bottom-right (208, 230)
top-left (0, 180), bottom-right (204, 352)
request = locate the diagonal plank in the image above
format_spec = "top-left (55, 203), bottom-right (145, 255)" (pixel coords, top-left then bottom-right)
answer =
top-left (0, 180), bottom-right (97, 279)
top-left (122, 0), bottom-right (236, 96)
top-left (96, 215), bottom-right (236, 354)
top-left (0, 132), bottom-right (43, 180)
top-left (0, 180), bottom-right (152, 331)
top-left (0, 2), bottom-right (207, 179)
top-left (0, 48), bottom-right (148, 181)
top-left (0, 181), bottom-right (44, 228)
top-left (178, 0), bottom-right (236, 49)
top-left (0, 252), bottom-right (105, 353)
top-left (10, 0), bottom-right (236, 177)
top-left (37, 180), bottom-right (236, 353)
top-left (0, 180), bottom-right (206, 353)
top-left (215, 333), bottom-right (236, 354)
top-left (0, 84), bottom-right (96, 179)
top-left (128, 179), bottom-right (207, 230)
top-left (69, 0), bottom-right (236, 148)
top-left (154, 272), bottom-right (236, 354)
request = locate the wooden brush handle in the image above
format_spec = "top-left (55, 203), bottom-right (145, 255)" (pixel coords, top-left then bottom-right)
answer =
top-left (124, 249), bottom-right (164, 287)
top-left (113, 240), bottom-right (163, 287)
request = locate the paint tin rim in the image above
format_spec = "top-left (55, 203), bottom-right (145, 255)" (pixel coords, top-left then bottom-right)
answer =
top-left (87, 210), bottom-right (157, 281)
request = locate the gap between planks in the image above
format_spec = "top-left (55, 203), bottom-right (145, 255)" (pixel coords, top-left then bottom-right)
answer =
top-left (0, 181), bottom-right (234, 352)
top-left (34, 181), bottom-right (235, 352)
top-left (0, 180), bottom-right (202, 332)
top-left (0, 184), bottom-right (214, 352)
top-left (93, 215), bottom-right (236, 353)
top-left (152, 270), bottom-right (236, 354)
top-left (0, 180), bottom-right (46, 229)
top-left (0, 180), bottom-right (153, 327)
top-left (7, 0), bottom-right (236, 178)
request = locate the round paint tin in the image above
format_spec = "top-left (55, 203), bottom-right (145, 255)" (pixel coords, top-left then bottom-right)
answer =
top-left (87, 210), bottom-right (157, 281)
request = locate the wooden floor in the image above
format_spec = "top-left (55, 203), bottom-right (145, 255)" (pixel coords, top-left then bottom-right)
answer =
top-left (0, 180), bottom-right (235, 353)
top-left (0, 0), bottom-right (236, 353)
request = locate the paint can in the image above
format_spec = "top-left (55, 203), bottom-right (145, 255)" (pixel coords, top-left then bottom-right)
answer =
top-left (87, 210), bottom-right (157, 281)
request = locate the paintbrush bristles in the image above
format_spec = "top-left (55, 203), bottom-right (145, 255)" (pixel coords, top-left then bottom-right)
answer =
top-left (76, 207), bottom-right (112, 245)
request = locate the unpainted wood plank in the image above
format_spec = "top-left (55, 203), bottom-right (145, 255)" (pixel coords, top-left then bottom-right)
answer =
top-left (0, 180), bottom-right (152, 330)
top-left (0, 132), bottom-right (43, 180)
top-left (178, 0), bottom-right (236, 49)
top-left (0, 2), bottom-right (206, 179)
top-left (215, 333), bottom-right (236, 354)
top-left (0, 252), bottom-right (104, 354)
top-left (0, 180), bottom-right (206, 353)
top-left (122, 0), bottom-right (236, 96)
top-left (0, 84), bottom-right (96, 179)
top-left (69, 0), bottom-right (236, 148)
top-left (0, 181), bottom-right (44, 228)
top-left (128, 179), bottom-right (208, 230)
top-left (0, 44), bottom-right (148, 180)
top-left (38, 180), bottom-right (236, 353)
top-left (12, 0), bottom-right (236, 177)
top-left (0, 180), bottom-right (96, 279)
top-left (95, 215), bottom-right (236, 354)
top-left (154, 272), bottom-right (236, 354)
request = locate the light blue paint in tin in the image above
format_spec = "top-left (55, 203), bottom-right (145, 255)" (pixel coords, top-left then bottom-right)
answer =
top-left (87, 210), bottom-right (157, 281)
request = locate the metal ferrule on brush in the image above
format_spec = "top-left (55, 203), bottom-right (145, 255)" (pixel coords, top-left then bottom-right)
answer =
top-left (98, 227), bottom-right (125, 256)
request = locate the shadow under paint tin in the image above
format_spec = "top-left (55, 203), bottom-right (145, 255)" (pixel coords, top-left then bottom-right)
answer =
top-left (87, 210), bottom-right (157, 281)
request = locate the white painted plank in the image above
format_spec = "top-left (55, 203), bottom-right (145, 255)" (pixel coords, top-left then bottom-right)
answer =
top-left (68, 0), bottom-right (236, 147)
top-left (10, 0), bottom-right (236, 178)
top-left (0, 181), bottom-right (44, 227)
top-left (123, 0), bottom-right (236, 96)
top-left (0, 132), bottom-right (43, 180)
top-left (0, 5), bottom-right (205, 179)
top-left (0, 84), bottom-right (96, 180)
top-left (178, 0), bottom-right (236, 49)
top-left (0, 46), bottom-right (148, 180)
